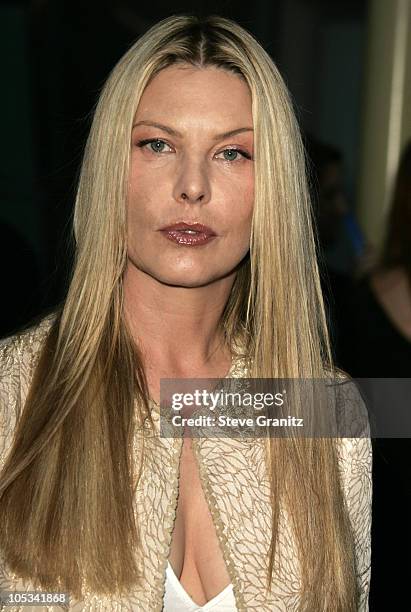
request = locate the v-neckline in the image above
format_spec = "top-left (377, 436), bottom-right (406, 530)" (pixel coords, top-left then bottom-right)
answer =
top-left (149, 349), bottom-right (248, 415)
top-left (166, 560), bottom-right (234, 609)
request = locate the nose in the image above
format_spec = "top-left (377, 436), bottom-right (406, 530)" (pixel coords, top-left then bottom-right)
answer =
top-left (172, 156), bottom-right (211, 205)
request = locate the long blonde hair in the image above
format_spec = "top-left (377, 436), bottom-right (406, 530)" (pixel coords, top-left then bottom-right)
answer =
top-left (0, 15), bottom-right (358, 610)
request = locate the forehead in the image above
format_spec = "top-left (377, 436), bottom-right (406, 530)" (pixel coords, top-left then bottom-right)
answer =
top-left (134, 64), bottom-right (253, 129)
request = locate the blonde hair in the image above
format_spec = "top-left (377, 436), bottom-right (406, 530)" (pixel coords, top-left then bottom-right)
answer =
top-left (0, 15), bottom-right (358, 610)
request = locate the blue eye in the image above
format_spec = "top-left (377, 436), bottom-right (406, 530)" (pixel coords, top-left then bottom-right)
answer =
top-left (217, 148), bottom-right (252, 162)
top-left (137, 139), bottom-right (172, 153)
top-left (150, 140), bottom-right (166, 153)
top-left (136, 140), bottom-right (252, 161)
top-left (223, 150), bottom-right (239, 161)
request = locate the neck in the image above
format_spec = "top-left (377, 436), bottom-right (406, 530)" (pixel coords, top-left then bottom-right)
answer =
top-left (123, 263), bottom-right (236, 375)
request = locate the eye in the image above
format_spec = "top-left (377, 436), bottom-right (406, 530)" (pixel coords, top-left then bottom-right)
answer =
top-left (215, 148), bottom-right (252, 162)
top-left (136, 138), bottom-right (173, 154)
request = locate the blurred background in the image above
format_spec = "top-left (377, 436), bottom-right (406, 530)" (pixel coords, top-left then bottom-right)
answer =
top-left (1, 0), bottom-right (411, 610)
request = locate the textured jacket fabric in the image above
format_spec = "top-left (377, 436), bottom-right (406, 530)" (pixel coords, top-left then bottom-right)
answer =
top-left (0, 317), bottom-right (372, 611)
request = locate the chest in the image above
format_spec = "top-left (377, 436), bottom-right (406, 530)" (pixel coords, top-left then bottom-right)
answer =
top-left (167, 436), bottom-right (232, 605)
top-left (133, 427), bottom-right (302, 611)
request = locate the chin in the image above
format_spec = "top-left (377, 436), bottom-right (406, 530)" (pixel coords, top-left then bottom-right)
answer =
top-left (157, 273), bottom-right (219, 289)
top-left (154, 264), bottom-right (235, 288)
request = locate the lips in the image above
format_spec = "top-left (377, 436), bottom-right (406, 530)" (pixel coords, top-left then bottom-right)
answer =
top-left (159, 221), bottom-right (217, 246)
top-left (160, 222), bottom-right (216, 236)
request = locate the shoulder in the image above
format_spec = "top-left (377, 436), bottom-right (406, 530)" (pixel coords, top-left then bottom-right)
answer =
top-left (325, 367), bottom-right (371, 437)
top-left (324, 369), bottom-right (372, 529)
top-left (0, 314), bottom-right (56, 380)
top-left (0, 314), bottom-right (56, 468)
top-left (369, 265), bottom-right (405, 294)
top-left (322, 367), bottom-right (373, 609)
top-left (330, 369), bottom-right (372, 610)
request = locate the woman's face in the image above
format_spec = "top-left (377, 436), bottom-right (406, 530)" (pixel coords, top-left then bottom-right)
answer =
top-left (127, 64), bottom-right (254, 288)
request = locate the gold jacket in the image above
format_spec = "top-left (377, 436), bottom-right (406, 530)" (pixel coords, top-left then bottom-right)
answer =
top-left (0, 318), bottom-right (372, 611)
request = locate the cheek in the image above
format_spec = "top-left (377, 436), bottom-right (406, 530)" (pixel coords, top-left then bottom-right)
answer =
top-left (237, 183), bottom-right (254, 250)
top-left (214, 174), bottom-right (254, 249)
top-left (235, 176), bottom-right (254, 226)
top-left (128, 161), bottom-right (147, 202)
top-left (127, 169), bottom-right (157, 227)
top-left (221, 167), bottom-right (254, 206)
top-left (245, 179), bottom-right (254, 214)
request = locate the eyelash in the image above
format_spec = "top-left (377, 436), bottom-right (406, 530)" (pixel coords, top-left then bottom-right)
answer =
top-left (136, 138), bottom-right (252, 161)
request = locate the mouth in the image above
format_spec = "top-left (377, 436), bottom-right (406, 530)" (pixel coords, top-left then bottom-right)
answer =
top-left (160, 221), bottom-right (216, 236)
top-left (159, 222), bottom-right (217, 246)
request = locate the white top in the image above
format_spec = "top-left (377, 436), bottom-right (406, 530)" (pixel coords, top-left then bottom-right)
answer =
top-left (163, 561), bottom-right (238, 611)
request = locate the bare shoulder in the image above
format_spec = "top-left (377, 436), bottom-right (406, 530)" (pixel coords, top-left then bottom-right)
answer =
top-left (369, 266), bottom-right (411, 339)
top-left (369, 265), bottom-right (405, 295)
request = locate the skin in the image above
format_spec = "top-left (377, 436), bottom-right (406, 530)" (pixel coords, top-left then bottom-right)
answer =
top-left (370, 267), bottom-right (411, 341)
top-left (123, 64), bottom-right (254, 396)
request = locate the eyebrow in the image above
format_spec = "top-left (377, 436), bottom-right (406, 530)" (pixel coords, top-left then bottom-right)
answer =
top-left (132, 120), bottom-right (253, 141)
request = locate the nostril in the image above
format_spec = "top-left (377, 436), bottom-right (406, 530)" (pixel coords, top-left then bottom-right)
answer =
top-left (178, 191), bottom-right (206, 203)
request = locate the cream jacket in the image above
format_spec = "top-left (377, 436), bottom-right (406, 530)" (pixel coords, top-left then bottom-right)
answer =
top-left (0, 317), bottom-right (372, 611)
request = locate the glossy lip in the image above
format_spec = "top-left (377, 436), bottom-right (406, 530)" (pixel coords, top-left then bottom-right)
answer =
top-left (159, 222), bottom-right (217, 247)
top-left (159, 221), bottom-right (217, 236)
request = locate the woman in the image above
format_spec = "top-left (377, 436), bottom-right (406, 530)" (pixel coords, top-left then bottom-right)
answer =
top-left (339, 139), bottom-right (411, 376)
top-left (338, 140), bottom-right (411, 610)
top-left (0, 15), bottom-right (371, 612)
